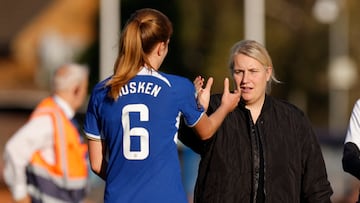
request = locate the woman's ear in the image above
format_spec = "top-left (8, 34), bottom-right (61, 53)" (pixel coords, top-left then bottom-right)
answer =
top-left (266, 66), bottom-right (273, 81)
top-left (157, 42), bottom-right (167, 56)
top-left (73, 85), bottom-right (80, 97)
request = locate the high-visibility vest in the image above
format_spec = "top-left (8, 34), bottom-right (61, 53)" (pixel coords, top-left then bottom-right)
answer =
top-left (26, 97), bottom-right (88, 203)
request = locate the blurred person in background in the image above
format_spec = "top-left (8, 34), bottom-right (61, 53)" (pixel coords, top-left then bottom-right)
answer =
top-left (179, 39), bottom-right (333, 203)
top-left (83, 8), bottom-right (240, 203)
top-left (342, 99), bottom-right (360, 203)
top-left (3, 63), bottom-right (89, 203)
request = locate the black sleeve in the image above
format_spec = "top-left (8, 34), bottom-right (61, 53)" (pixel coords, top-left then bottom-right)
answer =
top-left (178, 116), bottom-right (204, 154)
top-left (342, 142), bottom-right (360, 180)
top-left (299, 113), bottom-right (333, 202)
top-left (178, 94), bottom-right (221, 155)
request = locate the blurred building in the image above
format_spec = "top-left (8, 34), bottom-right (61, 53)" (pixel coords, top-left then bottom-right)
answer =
top-left (0, 0), bottom-right (99, 108)
top-left (0, 1), bottom-right (100, 202)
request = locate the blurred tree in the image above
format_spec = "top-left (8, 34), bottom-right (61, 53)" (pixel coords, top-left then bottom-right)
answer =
top-left (266, 0), bottom-right (330, 126)
top-left (77, 9), bottom-right (100, 93)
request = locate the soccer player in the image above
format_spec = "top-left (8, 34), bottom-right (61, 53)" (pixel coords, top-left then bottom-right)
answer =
top-left (83, 8), bottom-right (240, 203)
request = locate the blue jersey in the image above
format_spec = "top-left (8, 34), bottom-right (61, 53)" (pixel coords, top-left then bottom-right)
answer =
top-left (84, 67), bottom-right (204, 203)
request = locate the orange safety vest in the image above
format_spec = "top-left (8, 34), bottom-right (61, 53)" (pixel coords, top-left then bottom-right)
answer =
top-left (26, 97), bottom-right (88, 203)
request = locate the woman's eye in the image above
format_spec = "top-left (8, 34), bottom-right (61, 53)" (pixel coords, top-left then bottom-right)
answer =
top-left (250, 69), bottom-right (261, 73)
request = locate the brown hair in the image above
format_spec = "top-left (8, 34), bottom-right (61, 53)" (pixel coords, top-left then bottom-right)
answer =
top-left (106, 8), bottom-right (173, 100)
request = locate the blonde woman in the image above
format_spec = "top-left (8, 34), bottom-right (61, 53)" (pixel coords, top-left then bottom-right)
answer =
top-left (180, 40), bottom-right (333, 203)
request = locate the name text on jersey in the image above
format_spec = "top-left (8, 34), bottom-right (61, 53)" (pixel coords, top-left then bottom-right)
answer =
top-left (120, 81), bottom-right (162, 97)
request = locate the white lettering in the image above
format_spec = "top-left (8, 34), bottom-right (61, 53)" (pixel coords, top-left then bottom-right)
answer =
top-left (151, 85), bottom-right (161, 97)
top-left (120, 81), bottom-right (162, 97)
top-left (129, 82), bottom-right (137, 93)
top-left (121, 85), bottom-right (129, 95)
top-left (145, 83), bottom-right (152, 94)
top-left (138, 82), bottom-right (146, 93)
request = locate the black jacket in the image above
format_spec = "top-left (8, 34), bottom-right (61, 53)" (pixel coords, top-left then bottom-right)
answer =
top-left (179, 94), bottom-right (333, 203)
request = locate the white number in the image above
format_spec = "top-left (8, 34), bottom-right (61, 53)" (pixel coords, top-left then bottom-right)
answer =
top-left (122, 104), bottom-right (149, 160)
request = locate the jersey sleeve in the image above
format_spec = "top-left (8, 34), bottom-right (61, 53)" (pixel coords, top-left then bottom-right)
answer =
top-left (84, 86), bottom-right (102, 140)
top-left (178, 78), bottom-right (204, 127)
top-left (345, 99), bottom-right (360, 147)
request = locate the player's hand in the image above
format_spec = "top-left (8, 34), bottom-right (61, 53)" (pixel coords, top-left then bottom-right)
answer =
top-left (194, 76), bottom-right (204, 93)
top-left (221, 78), bottom-right (241, 112)
top-left (194, 76), bottom-right (213, 111)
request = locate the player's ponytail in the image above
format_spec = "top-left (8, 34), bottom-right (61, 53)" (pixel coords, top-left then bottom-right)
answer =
top-left (107, 8), bottom-right (172, 101)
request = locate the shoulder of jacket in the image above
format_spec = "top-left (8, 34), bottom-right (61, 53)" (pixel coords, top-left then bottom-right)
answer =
top-left (269, 97), bottom-right (305, 117)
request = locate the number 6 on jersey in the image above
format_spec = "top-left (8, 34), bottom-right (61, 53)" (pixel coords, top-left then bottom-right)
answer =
top-left (122, 104), bottom-right (149, 160)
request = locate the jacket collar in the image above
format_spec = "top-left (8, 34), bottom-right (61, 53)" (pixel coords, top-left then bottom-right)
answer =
top-left (238, 94), bottom-right (271, 112)
top-left (53, 95), bottom-right (75, 119)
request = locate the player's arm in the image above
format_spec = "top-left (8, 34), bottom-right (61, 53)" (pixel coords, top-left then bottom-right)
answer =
top-left (88, 138), bottom-right (107, 180)
top-left (342, 100), bottom-right (360, 179)
top-left (193, 77), bottom-right (240, 140)
top-left (343, 142), bottom-right (360, 179)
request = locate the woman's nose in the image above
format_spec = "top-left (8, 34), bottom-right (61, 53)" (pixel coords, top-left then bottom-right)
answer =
top-left (241, 71), bottom-right (249, 83)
